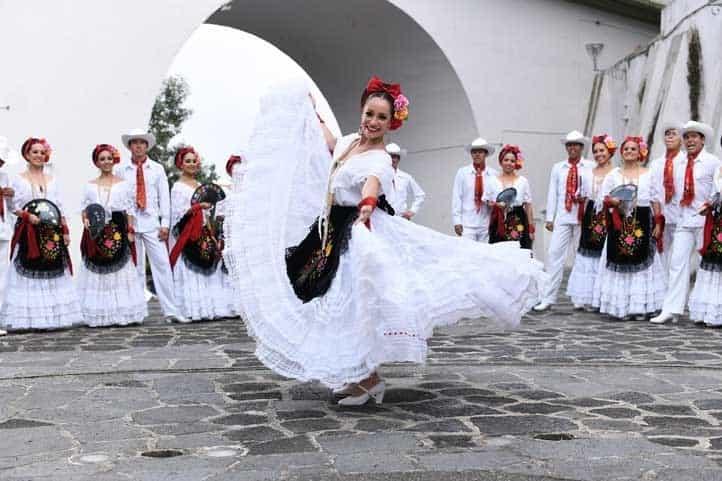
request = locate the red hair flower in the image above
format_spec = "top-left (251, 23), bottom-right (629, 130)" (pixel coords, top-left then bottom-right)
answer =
top-left (362, 76), bottom-right (409, 130)
top-left (498, 144), bottom-right (524, 170)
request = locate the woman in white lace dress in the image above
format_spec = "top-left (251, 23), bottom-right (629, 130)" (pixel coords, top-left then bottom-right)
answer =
top-left (169, 147), bottom-right (238, 321)
top-left (688, 166), bottom-right (722, 326)
top-left (593, 136), bottom-right (667, 319)
top-left (228, 77), bottom-right (545, 406)
top-left (483, 144), bottom-right (534, 250)
top-left (78, 144), bottom-right (147, 327)
top-left (0, 137), bottom-right (83, 331)
top-left (566, 134), bottom-right (615, 310)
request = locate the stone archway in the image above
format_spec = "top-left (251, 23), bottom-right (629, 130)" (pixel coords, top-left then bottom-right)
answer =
top-left (202, 0), bottom-right (478, 230)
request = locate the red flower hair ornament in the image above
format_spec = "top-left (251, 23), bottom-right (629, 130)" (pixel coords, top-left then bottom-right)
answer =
top-left (174, 146), bottom-right (198, 170)
top-left (362, 76), bottom-right (409, 130)
top-left (498, 144), bottom-right (524, 170)
top-left (226, 154), bottom-right (242, 177)
top-left (21, 137), bottom-right (52, 163)
top-left (621, 136), bottom-right (649, 162)
top-left (92, 144), bottom-right (121, 165)
top-left (591, 134), bottom-right (617, 157)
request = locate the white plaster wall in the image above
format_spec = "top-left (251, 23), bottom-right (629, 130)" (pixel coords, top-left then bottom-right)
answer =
top-left (0, 0), bottom-right (658, 267)
top-left (591, 0), bottom-right (722, 160)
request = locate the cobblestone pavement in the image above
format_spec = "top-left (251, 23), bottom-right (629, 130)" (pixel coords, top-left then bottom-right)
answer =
top-left (2, 298), bottom-right (722, 480)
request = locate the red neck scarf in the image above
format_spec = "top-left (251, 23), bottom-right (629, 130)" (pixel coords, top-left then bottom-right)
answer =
top-left (681, 151), bottom-right (700, 207)
top-left (474, 164), bottom-right (484, 213)
top-left (565, 158), bottom-right (580, 212)
top-left (663, 149), bottom-right (678, 203)
top-left (133, 156), bottom-right (147, 211)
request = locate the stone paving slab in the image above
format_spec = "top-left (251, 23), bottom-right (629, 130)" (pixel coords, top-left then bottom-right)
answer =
top-left (2, 299), bottom-right (722, 479)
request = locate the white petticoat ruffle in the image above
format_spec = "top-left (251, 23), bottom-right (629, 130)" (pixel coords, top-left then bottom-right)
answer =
top-left (0, 264), bottom-right (83, 330)
top-left (78, 260), bottom-right (147, 327)
top-left (227, 82), bottom-right (546, 388)
top-left (566, 253), bottom-right (601, 306)
top-left (688, 268), bottom-right (722, 325)
top-left (173, 259), bottom-right (239, 321)
top-left (592, 245), bottom-right (667, 318)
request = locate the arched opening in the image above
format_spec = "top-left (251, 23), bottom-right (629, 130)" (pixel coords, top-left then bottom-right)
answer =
top-left (168, 0), bottom-right (478, 230)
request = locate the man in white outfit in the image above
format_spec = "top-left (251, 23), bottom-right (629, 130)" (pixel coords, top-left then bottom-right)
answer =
top-left (386, 143), bottom-right (425, 220)
top-left (534, 130), bottom-right (594, 311)
top-left (651, 121), bottom-right (721, 324)
top-left (649, 122), bottom-right (685, 272)
top-left (452, 138), bottom-right (497, 241)
top-left (0, 137), bottom-right (16, 336)
top-left (118, 129), bottom-right (187, 323)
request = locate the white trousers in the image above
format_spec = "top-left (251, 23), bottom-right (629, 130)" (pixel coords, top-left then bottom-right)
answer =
top-left (541, 223), bottom-right (579, 304)
top-left (0, 240), bottom-right (9, 307)
top-left (662, 227), bottom-right (701, 314)
top-left (134, 230), bottom-right (181, 317)
top-left (461, 226), bottom-right (489, 242)
top-left (659, 223), bottom-right (676, 273)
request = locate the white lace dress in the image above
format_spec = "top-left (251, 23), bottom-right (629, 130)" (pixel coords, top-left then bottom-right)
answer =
top-left (227, 84), bottom-right (546, 388)
top-left (567, 171), bottom-right (608, 306)
top-left (688, 171), bottom-right (722, 325)
top-left (222, 163), bottom-right (247, 317)
top-left (78, 180), bottom-right (147, 327)
top-left (592, 168), bottom-right (667, 317)
top-left (170, 182), bottom-right (238, 320)
top-left (0, 175), bottom-right (83, 330)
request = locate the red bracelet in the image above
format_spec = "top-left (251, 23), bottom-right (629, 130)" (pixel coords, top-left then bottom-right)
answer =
top-left (62, 224), bottom-right (69, 235)
top-left (529, 224), bottom-right (536, 234)
top-left (654, 214), bottom-right (665, 228)
top-left (358, 197), bottom-right (378, 210)
top-left (127, 226), bottom-right (135, 234)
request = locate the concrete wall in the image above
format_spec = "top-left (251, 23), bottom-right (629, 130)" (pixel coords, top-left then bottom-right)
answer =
top-left (0, 0), bottom-right (658, 264)
top-left (589, 0), bottom-right (722, 160)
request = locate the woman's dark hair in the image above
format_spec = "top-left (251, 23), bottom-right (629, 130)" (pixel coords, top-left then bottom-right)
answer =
top-left (360, 91), bottom-right (395, 117)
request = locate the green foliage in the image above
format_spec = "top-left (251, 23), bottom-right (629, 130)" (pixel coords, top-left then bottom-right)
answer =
top-left (147, 76), bottom-right (218, 186)
top-left (686, 27), bottom-right (702, 121)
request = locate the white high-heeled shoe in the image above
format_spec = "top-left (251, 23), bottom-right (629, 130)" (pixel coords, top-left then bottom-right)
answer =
top-left (649, 311), bottom-right (677, 324)
top-left (337, 381), bottom-right (386, 406)
top-left (332, 384), bottom-right (356, 397)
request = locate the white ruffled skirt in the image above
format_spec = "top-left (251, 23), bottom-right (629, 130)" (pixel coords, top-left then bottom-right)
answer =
top-left (566, 253), bottom-right (601, 307)
top-left (227, 82), bottom-right (546, 388)
top-left (593, 243), bottom-right (667, 318)
top-left (0, 260), bottom-right (83, 330)
top-left (78, 260), bottom-right (147, 327)
top-left (688, 268), bottom-right (722, 325)
top-left (173, 258), bottom-right (238, 321)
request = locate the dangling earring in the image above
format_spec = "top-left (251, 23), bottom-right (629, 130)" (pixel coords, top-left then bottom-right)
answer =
top-left (358, 125), bottom-right (364, 136)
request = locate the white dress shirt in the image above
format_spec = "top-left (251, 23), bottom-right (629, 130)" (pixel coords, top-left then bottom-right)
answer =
top-left (483, 175), bottom-right (533, 207)
top-left (544, 159), bottom-right (594, 225)
top-left (116, 158), bottom-right (171, 233)
top-left (0, 171), bottom-right (15, 241)
top-left (452, 164), bottom-right (498, 228)
top-left (649, 150), bottom-right (686, 226)
top-left (664, 150), bottom-right (721, 229)
top-left (390, 168), bottom-right (425, 216)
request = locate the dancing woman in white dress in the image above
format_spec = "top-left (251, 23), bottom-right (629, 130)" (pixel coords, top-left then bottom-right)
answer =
top-left (566, 134), bottom-right (615, 310)
top-left (169, 147), bottom-right (237, 321)
top-left (593, 136), bottom-right (666, 319)
top-left (0, 137), bottom-right (83, 331)
top-left (228, 77), bottom-right (545, 406)
top-left (78, 144), bottom-right (147, 327)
